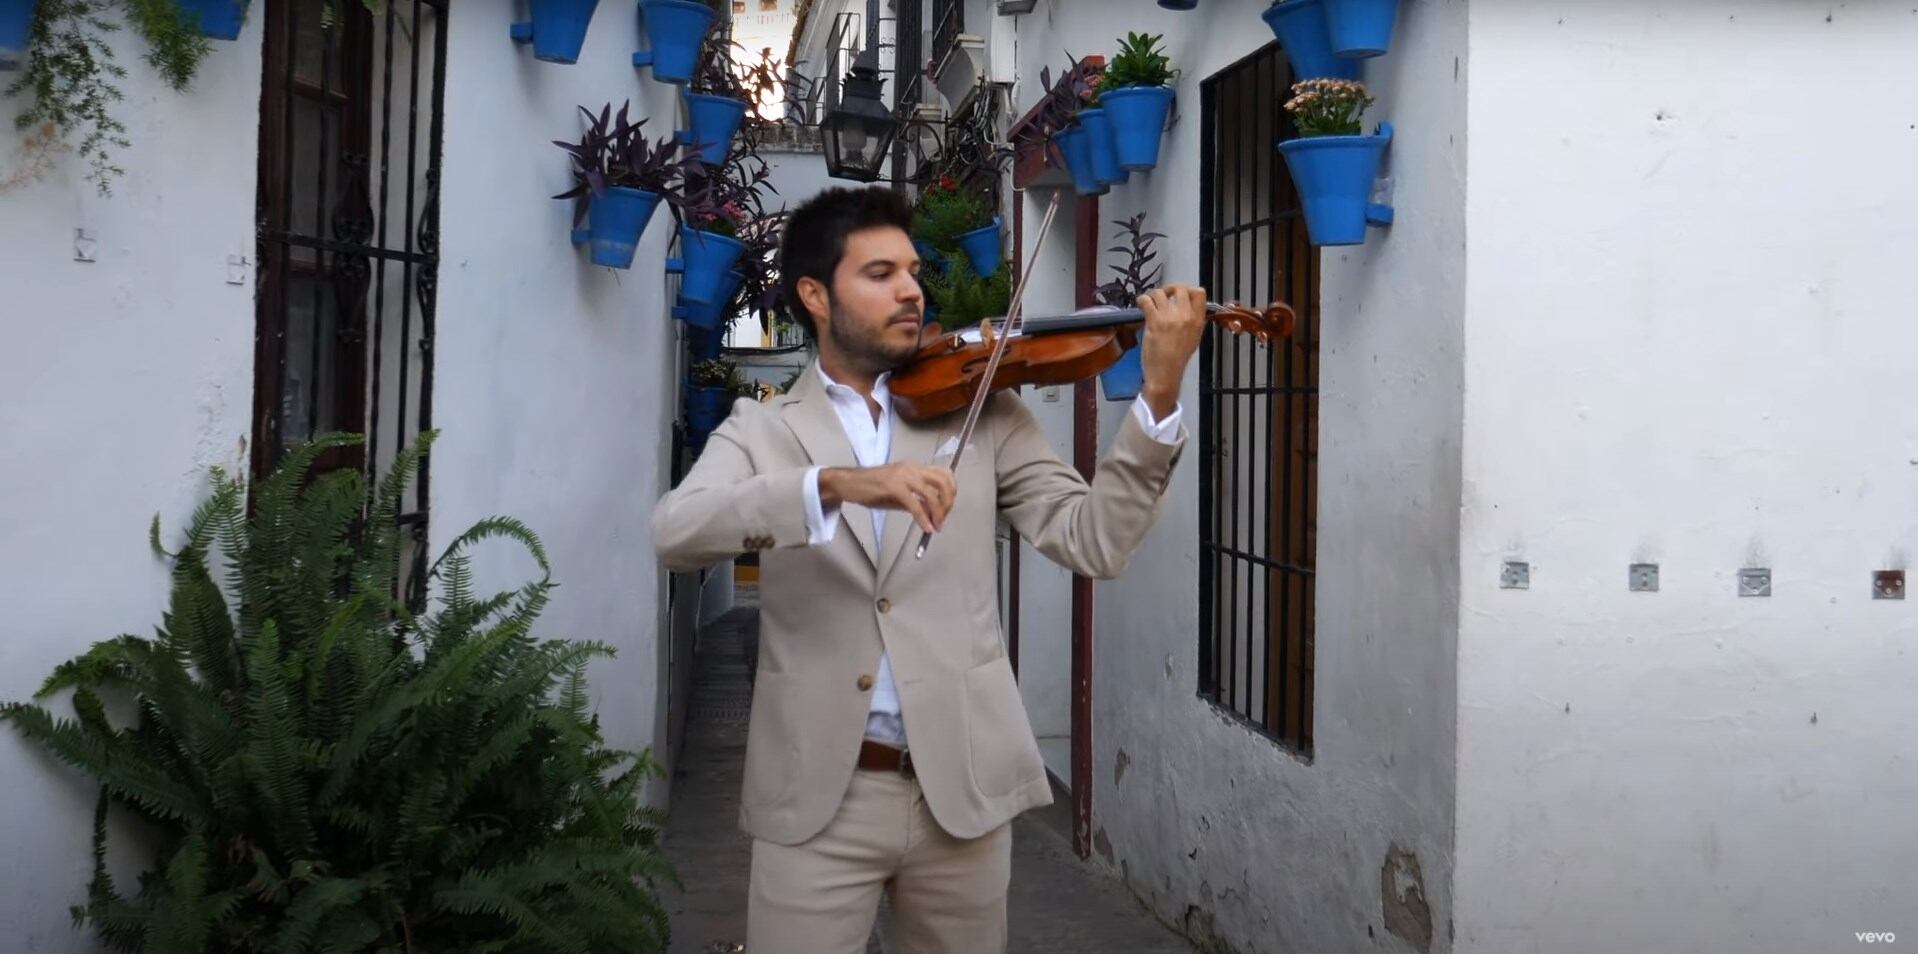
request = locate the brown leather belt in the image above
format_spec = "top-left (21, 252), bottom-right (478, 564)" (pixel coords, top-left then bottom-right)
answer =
top-left (857, 739), bottom-right (914, 778)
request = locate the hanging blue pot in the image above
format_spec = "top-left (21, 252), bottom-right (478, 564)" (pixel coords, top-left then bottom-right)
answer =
top-left (673, 269), bottom-right (744, 330)
top-left (510, 0), bottom-right (598, 64)
top-left (1099, 335), bottom-right (1146, 402)
top-left (1078, 108), bottom-right (1126, 185)
top-left (568, 186), bottom-right (662, 268)
top-left (686, 326), bottom-right (724, 361)
top-left (682, 92), bottom-right (748, 165)
top-left (176, 0), bottom-right (250, 40)
top-left (1158, 0), bottom-right (1198, 7)
top-left (1052, 126), bottom-right (1108, 197)
top-left (1261, 0), bottom-right (1361, 81)
top-left (684, 383), bottom-right (731, 445)
top-left (1276, 122), bottom-right (1394, 246)
top-left (1323, 0), bottom-right (1399, 58)
top-left (668, 226), bottom-right (750, 303)
top-left (1, 0), bottom-right (35, 69)
top-left (633, 0), bottom-right (715, 84)
top-left (956, 217), bottom-right (1003, 277)
top-left (1099, 85), bottom-right (1175, 172)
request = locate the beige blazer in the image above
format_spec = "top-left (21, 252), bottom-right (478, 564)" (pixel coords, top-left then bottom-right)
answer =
top-left (651, 368), bottom-right (1185, 844)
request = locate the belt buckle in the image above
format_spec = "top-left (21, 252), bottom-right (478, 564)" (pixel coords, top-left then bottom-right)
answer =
top-left (897, 748), bottom-right (915, 779)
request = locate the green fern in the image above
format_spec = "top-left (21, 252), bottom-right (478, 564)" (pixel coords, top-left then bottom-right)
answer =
top-left (922, 256), bottom-right (1011, 331)
top-left (4, 430), bottom-right (675, 952)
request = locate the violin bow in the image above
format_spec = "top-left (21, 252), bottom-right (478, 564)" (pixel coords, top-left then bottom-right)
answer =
top-left (915, 190), bottom-right (1065, 560)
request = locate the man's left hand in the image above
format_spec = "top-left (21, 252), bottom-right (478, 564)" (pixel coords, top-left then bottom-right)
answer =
top-left (1137, 284), bottom-right (1209, 419)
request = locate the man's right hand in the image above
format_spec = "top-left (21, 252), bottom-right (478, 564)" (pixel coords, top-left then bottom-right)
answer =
top-left (818, 464), bottom-right (957, 534)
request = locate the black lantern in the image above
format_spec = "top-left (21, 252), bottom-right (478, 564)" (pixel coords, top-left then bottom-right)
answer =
top-left (823, 48), bottom-right (900, 182)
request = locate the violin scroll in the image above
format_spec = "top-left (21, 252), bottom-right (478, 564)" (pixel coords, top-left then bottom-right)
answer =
top-left (1207, 301), bottom-right (1298, 341)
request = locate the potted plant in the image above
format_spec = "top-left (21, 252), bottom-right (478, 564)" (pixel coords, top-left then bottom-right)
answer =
top-left (0, 0), bottom-right (33, 69)
top-left (914, 176), bottom-right (1001, 278)
top-left (1035, 58), bottom-right (1108, 196)
top-left (680, 38), bottom-right (760, 165)
top-left (555, 102), bottom-right (692, 269)
top-left (1324, 0), bottom-right (1400, 58)
top-left (1093, 213), bottom-right (1164, 401)
top-left (921, 255), bottom-right (1012, 335)
top-left (1277, 78), bottom-right (1393, 246)
top-left (511, 0), bottom-right (600, 65)
top-left (686, 357), bottom-right (748, 447)
top-left (632, 0), bottom-right (716, 84)
top-left (668, 139), bottom-right (771, 303)
top-left (2, 433), bottom-right (675, 951)
top-left (1260, 0), bottom-right (1361, 81)
top-left (1077, 70), bottom-right (1127, 187)
top-left (1097, 31), bottom-right (1178, 172)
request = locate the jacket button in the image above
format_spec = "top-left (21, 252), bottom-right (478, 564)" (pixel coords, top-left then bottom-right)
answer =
top-left (857, 674), bottom-right (874, 691)
top-left (876, 598), bottom-right (891, 614)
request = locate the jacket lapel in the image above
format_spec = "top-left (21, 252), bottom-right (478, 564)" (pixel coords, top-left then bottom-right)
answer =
top-left (778, 370), bottom-right (880, 570)
top-left (876, 410), bottom-right (952, 586)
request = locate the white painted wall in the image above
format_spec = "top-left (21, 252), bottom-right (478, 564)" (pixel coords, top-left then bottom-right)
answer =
top-left (1455, 3), bottom-right (1918, 950)
top-left (0, 10), bottom-right (265, 951)
top-left (1006, 1), bottom-right (1466, 952)
top-left (432, 3), bottom-right (688, 803)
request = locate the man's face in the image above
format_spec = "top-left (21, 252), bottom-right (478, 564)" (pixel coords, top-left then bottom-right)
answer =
top-left (816, 225), bottom-right (925, 374)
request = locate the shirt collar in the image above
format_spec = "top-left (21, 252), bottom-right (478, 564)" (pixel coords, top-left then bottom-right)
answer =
top-left (815, 360), bottom-right (890, 399)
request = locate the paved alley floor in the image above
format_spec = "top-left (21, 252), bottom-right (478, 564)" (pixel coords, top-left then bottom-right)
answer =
top-left (661, 586), bottom-right (1195, 954)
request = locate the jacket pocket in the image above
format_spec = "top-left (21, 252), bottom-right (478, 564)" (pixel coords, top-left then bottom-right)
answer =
top-left (741, 670), bottom-right (800, 807)
top-left (962, 656), bottom-right (1044, 798)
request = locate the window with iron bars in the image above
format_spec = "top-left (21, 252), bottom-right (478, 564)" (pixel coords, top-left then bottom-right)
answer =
top-left (253, 0), bottom-right (447, 608)
top-left (1198, 43), bottom-right (1318, 754)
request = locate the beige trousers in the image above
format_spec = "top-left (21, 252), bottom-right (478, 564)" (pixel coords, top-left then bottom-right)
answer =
top-left (746, 768), bottom-right (1013, 953)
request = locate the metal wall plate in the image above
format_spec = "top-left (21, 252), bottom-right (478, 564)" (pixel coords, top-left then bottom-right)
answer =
top-left (1738, 568), bottom-right (1771, 598)
top-left (1500, 561), bottom-right (1530, 590)
top-left (1629, 563), bottom-right (1660, 592)
top-left (1874, 570), bottom-right (1905, 600)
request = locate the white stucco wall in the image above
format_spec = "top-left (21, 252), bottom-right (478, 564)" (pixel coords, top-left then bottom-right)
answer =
top-left (432, 4), bottom-right (687, 800)
top-left (1007, 2), bottom-right (1466, 952)
top-left (0, 10), bottom-right (265, 951)
top-left (1455, 3), bottom-right (1918, 950)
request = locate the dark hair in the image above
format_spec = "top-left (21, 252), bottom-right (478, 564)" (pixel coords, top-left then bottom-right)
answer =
top-left (777, 186), bottom-right (915, 341)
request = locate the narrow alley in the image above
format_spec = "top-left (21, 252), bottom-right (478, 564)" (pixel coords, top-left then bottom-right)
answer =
top-left (661, 585), bottom-right (1195, 953)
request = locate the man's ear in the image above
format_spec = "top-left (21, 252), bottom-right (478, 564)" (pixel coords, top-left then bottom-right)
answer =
top-left (797, 276), bottom-right (830, 331)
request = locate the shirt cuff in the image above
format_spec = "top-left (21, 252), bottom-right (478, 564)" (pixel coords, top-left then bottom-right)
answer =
top-left (802, 465), bottom-right (840, 545)
top-left (1131, 397), bottom-right (1183, 444)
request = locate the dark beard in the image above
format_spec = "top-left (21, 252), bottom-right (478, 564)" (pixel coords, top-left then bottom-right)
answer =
top-left (826, 298), bottom-right (922, 376)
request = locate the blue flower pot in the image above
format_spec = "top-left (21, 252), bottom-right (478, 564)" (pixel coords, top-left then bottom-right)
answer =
top-left (956, 217), bottom-right (1003, 277)
top-left (1158, 0), bottom-right (1198, 7)
top-left (510, 0), bottom-right (598, 64)
top-left (673, 269), bottom-right (744, 330)
top-left (176, 0), bottom-right (250, 40)
top-left (633, 0), bottom-right (715, 84)
top-left (668, 227), bottom-right (749, 303)
top-left (1324, 0), bottom-right (1399, 58)
top-left (1078, 108), bottom-right (1126, 185)
top-left (1261, 0), bottom-right (1361, 81)
top-left (686, 326), bottom-right (724, 361)
top-left (571, 186), bottom-right (662, 268)
top-left (685, 383), bottom-right (731, 445)
top-left (1, 0), bottom-right (35, 69)
top-left (1276, 122), bottom-right (1394, 246)
top-left (1052, 126), bottom-right (1108, 197)
top-left (1099, 336), bottom-right (1145, 402)
top-left (1099, 85), bottom-right (1175, 172)
top-left (682, 92), bottom-right (748, 165)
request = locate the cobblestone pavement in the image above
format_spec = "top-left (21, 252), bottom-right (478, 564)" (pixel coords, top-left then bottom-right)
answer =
top-left (661, 587), bottom-right (1195, 954)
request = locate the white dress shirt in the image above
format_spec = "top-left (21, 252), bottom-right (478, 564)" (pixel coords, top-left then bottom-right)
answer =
top-left (801, 361), bottom-right (1183, 748)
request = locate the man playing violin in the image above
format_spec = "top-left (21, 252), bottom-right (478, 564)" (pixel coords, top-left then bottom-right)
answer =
top-left (651, 186), bottom-right (1210, 952)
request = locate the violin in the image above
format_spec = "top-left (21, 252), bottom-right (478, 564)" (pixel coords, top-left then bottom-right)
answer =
top-left (889, 299), bottom-right (1297, 421)
top-left (907, 191), bottom-right (1293, 560)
